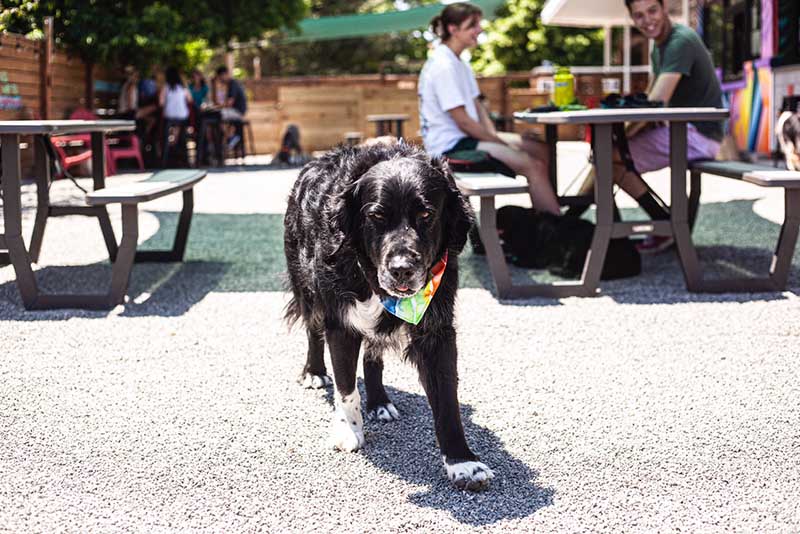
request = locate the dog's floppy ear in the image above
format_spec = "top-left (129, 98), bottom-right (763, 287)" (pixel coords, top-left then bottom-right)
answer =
top-left (327, 178), bottom-right (362, 258)
top-left (436, 158), bottom-right (475, 254)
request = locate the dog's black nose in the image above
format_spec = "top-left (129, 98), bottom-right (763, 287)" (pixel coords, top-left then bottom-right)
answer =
top-left (387, 256), bottom-right (417, 283)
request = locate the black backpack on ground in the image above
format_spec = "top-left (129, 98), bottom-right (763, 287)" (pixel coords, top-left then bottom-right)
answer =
top-left (496, 205), bottom-right (641, 280)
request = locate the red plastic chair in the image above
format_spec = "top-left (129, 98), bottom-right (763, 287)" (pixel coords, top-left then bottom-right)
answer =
top-left (69, 107), bottom-right (144, 175)
top-left (50, 137), bottom-right (93, 177)
top-left (105, 134), bottom-right (144, 176)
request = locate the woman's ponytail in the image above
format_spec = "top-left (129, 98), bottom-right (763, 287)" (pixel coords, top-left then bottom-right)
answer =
top-left (430, 3), bottom-right (482, 42)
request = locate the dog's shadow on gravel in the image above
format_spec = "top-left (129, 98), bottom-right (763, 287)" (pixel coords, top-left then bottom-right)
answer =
top-left (338, 381), bottom-right (555, 525)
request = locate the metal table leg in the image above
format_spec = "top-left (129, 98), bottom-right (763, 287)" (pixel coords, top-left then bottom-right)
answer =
top-left (91, 132), bottom-right (118, 262)
top-left (669, 121), bottom-right (703, 290)
top-left (1, 134), bottom-right (41, 308)
top-left (28, 135), bottom-right (52, 263)
top-left (134, 189), bottom-right (194, 262)
top-left (545, 124), bottom-right (558, 193)
top-left (581, 123), bottom-right (614, 292)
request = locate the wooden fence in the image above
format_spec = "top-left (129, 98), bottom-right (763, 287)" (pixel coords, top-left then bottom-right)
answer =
top-left (0, 31), bottom-right (115, 121)
top-left (1, 31), bottom-right (118, 174)
top-left (1, 29), bottom-right (650, 161)
top-left (243, 69), bottom-right (648, 154)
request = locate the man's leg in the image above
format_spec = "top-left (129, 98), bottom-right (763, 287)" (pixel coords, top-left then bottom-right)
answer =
top-left (566, 127), bottom-right (670, 221)
top-left (475, 139), bottom-right (561, 215)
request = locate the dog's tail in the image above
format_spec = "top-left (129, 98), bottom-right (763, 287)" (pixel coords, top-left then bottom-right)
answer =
top-left (283, 294), bottom-right (302, 330)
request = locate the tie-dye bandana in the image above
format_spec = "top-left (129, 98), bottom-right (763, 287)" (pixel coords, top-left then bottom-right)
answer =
top-left (381, 251), bottom-right (448, 325)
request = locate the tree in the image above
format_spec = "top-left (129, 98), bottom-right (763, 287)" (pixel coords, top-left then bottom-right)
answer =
top-left (471, 0), bottom-right (604, 75)
top-left (252, 0), bottom-right (604, 77)
top-left (0, 0), bottom-right (306, 70)
top-left (178, 0), bottom-right (306, 48)
top-left (1, 0), bottom-right (306, 101)
top-left (256, 0), bottom-right (437, 77)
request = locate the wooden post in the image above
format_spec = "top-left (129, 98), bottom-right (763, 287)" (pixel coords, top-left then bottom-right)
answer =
top-left (500, 76), bottom-right (508, 123)
top-left (84, 61), bottom-right (95, 110)
top-left (225, 43), bottom-right (234, 74)
top-left (39, 17), bottom-right (53, 119)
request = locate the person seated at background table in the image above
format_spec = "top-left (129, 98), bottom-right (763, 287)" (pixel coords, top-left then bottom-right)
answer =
top-left (133, 67), bottom-right (162, 151)
top-left (188, 69), bottom-right (209, 112)
top-left (160, 66), bottom-right (193, 120)
top-left (418, 2), bottom-right (561, 215)
top-left (568, 0), bottom-right (723, 253)
top-left (116, 66), bottom-right (139, 120)
top-left (159, 66), bottom-right (193, 165)
top-left (213, 65), bottom-right (248, 151)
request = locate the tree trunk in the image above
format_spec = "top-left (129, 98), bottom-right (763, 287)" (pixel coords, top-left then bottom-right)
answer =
top-left (84, 60), bottom-right (95, 111)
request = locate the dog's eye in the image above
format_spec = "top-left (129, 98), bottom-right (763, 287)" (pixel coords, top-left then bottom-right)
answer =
top-left (368, 212), bottom-right (384, 221)
top-left (419, 210), bottom-right (433, 220)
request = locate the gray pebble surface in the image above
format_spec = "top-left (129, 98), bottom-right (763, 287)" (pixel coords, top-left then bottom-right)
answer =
top-left (1, 163), bottom-right (799, 532)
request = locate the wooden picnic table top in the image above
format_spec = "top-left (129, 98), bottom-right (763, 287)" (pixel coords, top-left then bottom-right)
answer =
top-left (0, 120), bottom-right (135, 135)
top-left (513, 107), bottom-right (729, 124)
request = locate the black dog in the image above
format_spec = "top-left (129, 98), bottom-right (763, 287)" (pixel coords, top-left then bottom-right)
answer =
top-left (284, 142), bottom-right (494, 490)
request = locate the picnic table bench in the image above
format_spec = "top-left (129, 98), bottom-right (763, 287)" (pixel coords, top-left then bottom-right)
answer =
top-left (78, 169), bottom-right (207, 309)
top-left (454, 153), bottom-right (800, 298)
top-left (687, 160), bottom-right (800, 292)
top-left (456, 107), bottom-right (799, 298)
top-left (1, 120), bottom-right (206, 310)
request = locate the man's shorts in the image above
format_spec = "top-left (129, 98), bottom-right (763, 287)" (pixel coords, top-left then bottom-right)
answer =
top-left (628, 124), bottom-right (720, 174)
top-left (443, 137), bottom-right (479, 155)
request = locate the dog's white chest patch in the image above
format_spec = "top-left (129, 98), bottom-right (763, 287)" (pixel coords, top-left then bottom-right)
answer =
top-left (344, 294), bottom-right (384, 335)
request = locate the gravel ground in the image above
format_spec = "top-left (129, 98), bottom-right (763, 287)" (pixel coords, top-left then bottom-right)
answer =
top-left (1, 147), bottom-right (799, 532)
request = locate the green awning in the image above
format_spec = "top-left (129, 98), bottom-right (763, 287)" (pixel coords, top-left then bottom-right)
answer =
top-left (283, 0), bottom-right (507, 43)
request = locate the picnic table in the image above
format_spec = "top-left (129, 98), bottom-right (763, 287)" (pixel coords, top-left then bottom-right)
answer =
top-left (1, 120), bottom-right (206, 310)
top-left (502, 107), bottom-right (730, 297)
top-left (366, 114), bottom-right (410, 139)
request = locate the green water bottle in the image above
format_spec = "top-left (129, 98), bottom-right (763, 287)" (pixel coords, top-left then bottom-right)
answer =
top-left (553, 66), bottom-right (575, 108)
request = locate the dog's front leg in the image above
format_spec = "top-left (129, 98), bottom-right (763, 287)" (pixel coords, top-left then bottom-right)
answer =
top-left (327, 327), bottom-right (365, 452)
top-left (413, 329), bottom-right (494, 490)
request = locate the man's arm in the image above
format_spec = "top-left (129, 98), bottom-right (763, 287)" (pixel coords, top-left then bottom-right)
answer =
top-left (448, 104), bottom-right (505, 145)
top-left (626, 72), bottom-right (682, 136)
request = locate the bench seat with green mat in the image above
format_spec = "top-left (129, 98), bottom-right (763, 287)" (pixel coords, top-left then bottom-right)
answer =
top-left (73, 169), bottom-right (207, 309)
top-left (688, 160), bottom-right (800, 292)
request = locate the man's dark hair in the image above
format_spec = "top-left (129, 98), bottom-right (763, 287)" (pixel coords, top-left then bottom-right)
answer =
top-left (625, 0), bottom-right (663, 8)
top-left (216, 65), bottom-right (229, 76)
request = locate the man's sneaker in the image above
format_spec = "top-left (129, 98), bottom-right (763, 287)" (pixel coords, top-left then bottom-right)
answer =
top-left (636, 235), bottom-right (674, 254)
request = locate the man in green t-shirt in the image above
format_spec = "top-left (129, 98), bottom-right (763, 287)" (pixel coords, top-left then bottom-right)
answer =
top-left (570, 0), bottom-right (724, 253)
top-left (625, 0), bottom-right (723, 251)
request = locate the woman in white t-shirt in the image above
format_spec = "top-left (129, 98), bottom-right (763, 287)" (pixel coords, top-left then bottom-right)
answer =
top-left (418, 3), bottom-right (560, 215)
top-left (159, 66), bottom-right (192, 121)
top-left (159, 66), bottom-right (193, 166)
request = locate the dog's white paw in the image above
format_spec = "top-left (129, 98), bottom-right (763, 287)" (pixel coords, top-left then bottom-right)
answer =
top-left (329, 390), bottom-right (364, 452)
top-left (330, 417), bottom-right (365, 452)
top-left (299, 372), bottom-right (332, 389)
top-left (444, 459), bottom-right (495, 491)
top-left (367, 402), bottom-right (400, 422)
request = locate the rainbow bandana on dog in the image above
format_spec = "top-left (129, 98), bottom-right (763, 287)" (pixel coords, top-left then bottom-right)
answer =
top-left (381, 251), bottom-right (448, 325)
